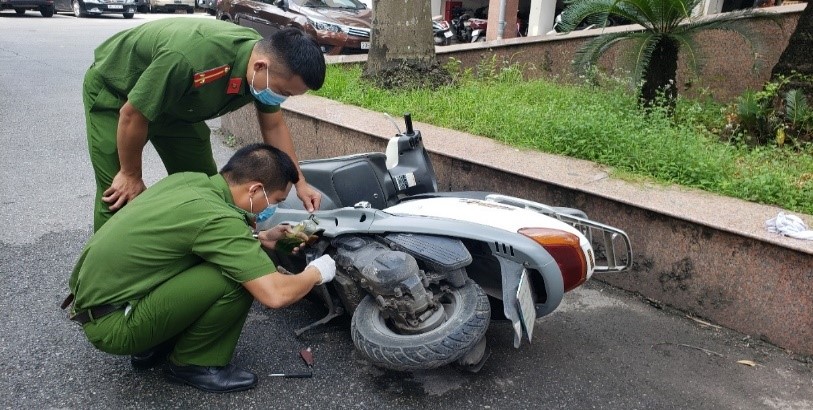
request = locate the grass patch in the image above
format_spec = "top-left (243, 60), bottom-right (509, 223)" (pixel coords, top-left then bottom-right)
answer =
top-left (313, 64), bottom-right (813, 215)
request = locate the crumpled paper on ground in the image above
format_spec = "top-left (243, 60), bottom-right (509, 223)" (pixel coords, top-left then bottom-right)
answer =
top-left (765, 212), bottom-right (813, 240)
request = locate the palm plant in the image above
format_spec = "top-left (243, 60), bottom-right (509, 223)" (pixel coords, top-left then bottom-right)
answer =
top-left (560, 0), bottom-right (779, 111)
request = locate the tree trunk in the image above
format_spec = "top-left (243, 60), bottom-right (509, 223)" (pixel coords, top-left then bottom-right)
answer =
top-left (640, 37), bottom-right (679, 114)
top-left (770, 2), bottom-right (813, 97)
top-left (362, 0), bottom-right (451, 89)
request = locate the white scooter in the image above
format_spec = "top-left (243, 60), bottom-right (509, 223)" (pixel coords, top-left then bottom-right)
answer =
top-left (432, 15), bottom-right (453, 46)
top-left (258, 114), bottom-right (632, 372)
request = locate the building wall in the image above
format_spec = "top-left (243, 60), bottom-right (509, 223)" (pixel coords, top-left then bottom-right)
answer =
top-left (434, 4), bottom-right (803, 102)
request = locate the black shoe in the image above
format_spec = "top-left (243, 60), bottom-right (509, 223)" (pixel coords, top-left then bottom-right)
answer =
top-left (167, 362), bottom-right (257, 393)
top-left (131, 339), bottom-right (175, 370)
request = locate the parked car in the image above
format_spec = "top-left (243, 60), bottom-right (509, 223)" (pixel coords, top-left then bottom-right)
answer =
top-left (197, 0), bottom-right (215, 14)
top-left (1, 0), bottom-right (55, 16)
top-left (53, 0), bottom-right (137, 17)
top-left (217, 0), bottom-right (373, 55)
top-left (147, 0), bottom-right (194, 13)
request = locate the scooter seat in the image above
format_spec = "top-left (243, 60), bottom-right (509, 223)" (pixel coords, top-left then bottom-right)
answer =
top-left (293, 152), bottom-right (396, 210)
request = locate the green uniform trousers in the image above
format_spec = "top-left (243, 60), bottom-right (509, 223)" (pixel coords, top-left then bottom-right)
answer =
top-left (83, 67), bottom-right (218, 232)
top-left (82, 262), bottom-right (254, 367)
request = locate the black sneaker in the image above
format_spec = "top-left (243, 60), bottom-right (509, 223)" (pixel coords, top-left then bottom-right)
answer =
top-left (167, 362), bottom-right (258, 393)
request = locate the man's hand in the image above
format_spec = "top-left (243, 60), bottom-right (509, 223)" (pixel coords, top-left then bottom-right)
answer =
top-left (243, 254), bottom-right (336, 309)
top-left (307, 255), bottom-right (336, 285)
top-left (296, 182), bottom-right (322, 213)
top-left (257, 224), bottom-right (309, 251)
top-left (102, 171), bottom-right (146, 211)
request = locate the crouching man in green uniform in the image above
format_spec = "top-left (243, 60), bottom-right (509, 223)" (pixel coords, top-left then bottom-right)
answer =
top-left (65, 143), bottom-right (336, 393)
top-left (84, 18), bottom-right (326, 232)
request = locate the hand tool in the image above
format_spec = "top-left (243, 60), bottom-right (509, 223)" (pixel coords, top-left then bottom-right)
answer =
top-left (268, 347), bottom-right (314, 378)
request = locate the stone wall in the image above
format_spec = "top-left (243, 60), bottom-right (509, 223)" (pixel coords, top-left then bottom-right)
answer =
top-left (444, 5), bottom-right (803, 102)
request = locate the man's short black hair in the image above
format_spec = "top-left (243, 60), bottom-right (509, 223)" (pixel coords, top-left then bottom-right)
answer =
top-left (220, 143), bottom-right (299, 192)
top-left (256, 28), bottom-right (326, 90)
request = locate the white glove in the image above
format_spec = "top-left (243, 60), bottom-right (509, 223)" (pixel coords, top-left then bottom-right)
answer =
top-left (308, 255), bottom-right (336, 285)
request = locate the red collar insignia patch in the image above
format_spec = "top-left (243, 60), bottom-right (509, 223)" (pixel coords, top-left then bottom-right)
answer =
top-left (226, 78), bottom-right (243, 95)
top-left (193, 65), bottom-right (230, 88)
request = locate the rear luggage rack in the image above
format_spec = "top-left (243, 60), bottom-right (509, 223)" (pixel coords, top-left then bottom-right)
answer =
top-left (485, 194), bottom-right (633, 273)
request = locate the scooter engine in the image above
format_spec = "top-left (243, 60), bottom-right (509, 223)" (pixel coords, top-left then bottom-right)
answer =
top-left (333, 236), bottom-right (447, 334)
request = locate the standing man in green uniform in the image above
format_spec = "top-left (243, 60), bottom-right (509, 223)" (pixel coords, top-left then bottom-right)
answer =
top-left (83, 18), bottom-right (326, 231)
top-left (66, 143), bottom-right (336, 393)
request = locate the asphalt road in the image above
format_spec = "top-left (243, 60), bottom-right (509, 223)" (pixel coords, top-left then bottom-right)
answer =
top-left (1, 11), bottom-right (812, 410)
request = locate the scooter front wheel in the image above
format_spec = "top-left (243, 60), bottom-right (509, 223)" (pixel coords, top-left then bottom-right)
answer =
top-left (351, 280), bottom-right (490, 371)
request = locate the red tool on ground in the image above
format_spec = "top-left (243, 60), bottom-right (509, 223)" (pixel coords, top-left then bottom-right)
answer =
top-left (269, 347), bottom-right (314, 378)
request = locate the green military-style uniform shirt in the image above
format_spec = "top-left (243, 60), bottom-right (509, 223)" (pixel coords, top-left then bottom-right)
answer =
top-left (84, 18), bottom-right (281, 231)
top-left (69, 172), bottom-right (275, 313)
top-left (91, 18), bottom-right (279, 124)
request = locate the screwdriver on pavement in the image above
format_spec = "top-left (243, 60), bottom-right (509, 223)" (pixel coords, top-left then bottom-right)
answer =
top-left (269, 347), bottom-right (314, 378)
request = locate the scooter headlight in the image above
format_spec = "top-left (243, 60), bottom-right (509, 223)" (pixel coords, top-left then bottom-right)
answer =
top-left (519, 228), bottom-right (588, 292)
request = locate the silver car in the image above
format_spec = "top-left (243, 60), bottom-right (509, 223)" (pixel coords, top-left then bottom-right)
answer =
top-left (54, 0), bottom-right (138, 18)
top-left (147, 0), bottom-right (193, 13)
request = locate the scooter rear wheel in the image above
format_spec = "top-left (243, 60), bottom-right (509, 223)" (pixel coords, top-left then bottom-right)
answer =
top-left (351, 280), bottom-right (490, 371)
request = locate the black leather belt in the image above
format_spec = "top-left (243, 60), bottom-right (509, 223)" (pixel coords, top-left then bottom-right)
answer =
top-left (70, 304), bottom-right (122, 325)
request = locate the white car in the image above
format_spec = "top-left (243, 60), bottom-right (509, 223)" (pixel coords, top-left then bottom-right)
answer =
top-left (52, 0), bottom-right (138, 18)
top-left (148, 0), bottom-right (193, 13)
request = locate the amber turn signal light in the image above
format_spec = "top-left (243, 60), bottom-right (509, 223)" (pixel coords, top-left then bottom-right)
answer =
top-left (519, 228), bottom-right (588, 292)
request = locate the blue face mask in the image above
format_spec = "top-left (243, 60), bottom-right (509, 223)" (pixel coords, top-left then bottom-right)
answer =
top-left (251, 187), bottom-right (279, 223)
top-left (250, 67), bottom-right (288, 106)
top-left (256, 203), bottom-right (278, 223)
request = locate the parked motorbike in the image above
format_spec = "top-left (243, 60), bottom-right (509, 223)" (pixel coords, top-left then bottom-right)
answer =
top-left (258, 114), bottom-right (633, 372)
top-left (432, 15), bottom-right (453, 46)
top-left (451, 9), bottom-right (488, 43)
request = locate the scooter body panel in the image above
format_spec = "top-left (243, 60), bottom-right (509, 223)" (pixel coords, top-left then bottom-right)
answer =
top-left (263, 205), bottom-right (566, 320)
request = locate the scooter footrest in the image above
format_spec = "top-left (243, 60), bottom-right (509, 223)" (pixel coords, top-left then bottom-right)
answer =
top-left (385, 233), bottom-right (472, 271)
